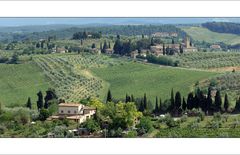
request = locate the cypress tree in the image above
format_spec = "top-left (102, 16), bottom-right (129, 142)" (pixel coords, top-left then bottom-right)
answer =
top-left (139, 99), bottom-right (144, 112)
top-left (172, 39), bottom-right (175, 44)
top-left (187, 92), bottom-right (194, 110)
top-left (26, 97), bottom-right (32, 109)
top-left (108, 42), bottom-right (111, 48)
top-left (163, 44), bottom-right (166, 55)
top-left (182, 97), bottom-right (187, 111)
top-left (131, 94), bottom-right (135, 102)
top-left (170, 88), bottom-right (175, 111)
top-left (154, 96), bottom-right (159, 114)
top-left (143, 93), bottom-right (147, 110)
top-left (125, 94), bottom-right (131, 103)
top-left (175, 91), bottom-right (181, 110)
top-left (224, 93), bottom-right (229, 112)
top-left (206, 87), bottom-right (213, 114)
top-left (37, 91), bottom-right (44, 111)
top-left (215, 90), bottom-right (222, 112)
top-left (159, 98), bottom-right (163, 114)
top-left (234, 97), bottom-right (240, 113)
top-left (106, 90), bottom-right (112, 103)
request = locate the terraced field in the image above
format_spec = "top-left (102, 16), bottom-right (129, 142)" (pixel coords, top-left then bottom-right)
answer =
top-left (33, 53), bottom-right (124, 102)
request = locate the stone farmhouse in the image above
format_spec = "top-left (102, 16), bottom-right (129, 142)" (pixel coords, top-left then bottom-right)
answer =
top-left (48, 103), bottom-right (96, 124)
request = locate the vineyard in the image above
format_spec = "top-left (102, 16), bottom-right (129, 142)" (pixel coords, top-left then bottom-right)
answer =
top-left (33, 53), bottom-right (124, 102)
top-left (175, 52), bottom-right (240, 69)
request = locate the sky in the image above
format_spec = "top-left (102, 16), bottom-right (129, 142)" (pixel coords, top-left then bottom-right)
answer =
top-left (0, 18), bottom-right (240, 27)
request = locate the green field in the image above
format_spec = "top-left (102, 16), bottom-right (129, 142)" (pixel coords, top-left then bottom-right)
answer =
top-left (182, 26), bottom-right (240, 45)
top-left (91, 61), bottom-right (217, 102)
top-left (0, 62), bottom-right (51, 107)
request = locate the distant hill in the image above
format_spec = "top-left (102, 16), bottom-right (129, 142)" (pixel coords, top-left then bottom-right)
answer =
top-left (181, 26), bottom-right (240, 45)
top-left (202, 22), bottom-right (240, 35)
top-left (0, 24), bottom-right (187, 42)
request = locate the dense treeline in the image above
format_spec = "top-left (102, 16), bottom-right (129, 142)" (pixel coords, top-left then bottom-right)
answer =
top-left (72, 31), bottom-right (102, 40)
top-left (146, 54), bottom-right (179, 67)
top-left (202, 22), bottom-right (240, 35)
top-left (0, 25), bottom-right (187, 43)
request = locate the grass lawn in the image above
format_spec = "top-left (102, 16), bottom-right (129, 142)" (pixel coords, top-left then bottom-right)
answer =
top-left (182, 26), bottom-right (240, 45)
top-left (91, 61), bottom-right (218, 103)
top-left (0, 62), bottom-right (51, 107)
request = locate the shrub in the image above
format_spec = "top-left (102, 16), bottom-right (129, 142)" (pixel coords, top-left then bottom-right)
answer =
top-left (136, 116), bottom-right (153, 134)
top-left (124, 130), bottom-right (138, 138)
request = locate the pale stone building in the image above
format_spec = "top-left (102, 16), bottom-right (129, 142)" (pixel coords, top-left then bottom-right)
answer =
top-left (49, 103), bottom-right (96, 124)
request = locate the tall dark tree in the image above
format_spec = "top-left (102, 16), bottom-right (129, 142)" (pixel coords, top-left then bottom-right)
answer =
top-left (206, 87), bottom-right (213, 114)
top-left (113, 39), bottom-right (122, 54)
top-left (154, 96), bottom-right (159, 114)
top-left (139, 99), bottom-right (144, 112)
top-left (159, 98), bottom-right (163, 114)
top-left (102, 41), bottom-right (108, 53)
top-left (117, 34), bottom-right (120, 39)
top-left (224, 93), bottom-right (229, 112)
top-left (187, 92), bottom-right (194, 110)
top-left (170, 88), bottom-right (175, 110)
top-left (26, 97), bottom-right (32, 109)
top-left (172, 39), bottom-right (175, 44)
top-left (182, 97), bottom-right (187, 111)
top-left (234, 97), bottom-right (240, 113)
top-left (108, 42), bottom-right (111, 49)
top-left (142, 34), bottom-right (144, 39)
top-left (215, 90), bottom-right (222, 112)
top-left (100, 42), bottom-right (103, 51)
top-left (80, 39), bottom-right (83, 45)
top-left (106, 90), bottom-right (112, 103)
top-left (143, 93), bottom-right (147, 110)
top-left (150, 37), bottom-right (154, 46)
top-left (175, 91), bottom-right (182, 109)
top-left (179, 44), bottom-right (183, 54)
top-left (125, 94), bottom-right (131, 103)
top-left (163, 44), bottom-right (166, 55)
top-left (37, 91), bottom-right (44, 111)
top-left (91, 43), bottom-right (96, 49)
top-left (44, 88), bottom-right (58, 109)
top-left (130, 94), bottom-right (135, 102)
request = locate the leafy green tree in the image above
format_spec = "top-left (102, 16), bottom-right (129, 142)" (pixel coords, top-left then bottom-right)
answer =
top-left (26, 97), bottom-right (32, 109)
top-left (106, 90), bottom-right (112, 103)
top-left (37, 91), bottom-right (44, 111)
top-left (39, 108), bottom-right (50, 121)
top-left (224, 94), bottom-right (229, 112)
top-left (136, 116), bottom-right (153, 134)
top-left (82, 118), bottom-right (100, 133)
top-left (215, 90), bottom-right (222, 112)
top-left (10, 53), bottom-right (19, 64)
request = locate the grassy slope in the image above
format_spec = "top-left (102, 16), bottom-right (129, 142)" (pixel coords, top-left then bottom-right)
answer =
top-left (91, 61), bottom-right (217, 102)
top-left (182, 26), bottom-right (240, 45)
top-left (0, 62), bottom-right (51, 106)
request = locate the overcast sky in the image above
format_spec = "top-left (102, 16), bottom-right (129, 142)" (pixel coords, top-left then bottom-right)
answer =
top-left (0, 18), bottom-right (239, 27)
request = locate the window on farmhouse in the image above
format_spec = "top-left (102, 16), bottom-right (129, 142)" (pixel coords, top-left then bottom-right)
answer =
top-left (74, 111), bottom-right (77, 114)
top-left (68, 110), bottom-right (71, 114)
top-left (61, 110), bottom-right (64, 113)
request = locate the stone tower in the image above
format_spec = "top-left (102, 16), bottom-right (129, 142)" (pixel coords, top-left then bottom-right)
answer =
top-left (184, 36), bottom-right (190, 48)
